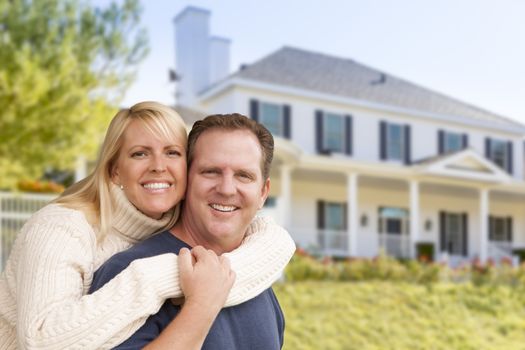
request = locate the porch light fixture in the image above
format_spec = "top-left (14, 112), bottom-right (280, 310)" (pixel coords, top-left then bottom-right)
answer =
top-left (360, 214), bottom-right (368, 227)
top-left (424, 219), bottom-right (432, 231)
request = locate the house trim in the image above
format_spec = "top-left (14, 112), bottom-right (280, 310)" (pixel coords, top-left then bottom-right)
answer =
top-left (198, 77), bottom-right (525, 135)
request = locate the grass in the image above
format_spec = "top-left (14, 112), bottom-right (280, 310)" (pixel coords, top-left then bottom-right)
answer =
top-left (274, 281), bottom-right (525, 350)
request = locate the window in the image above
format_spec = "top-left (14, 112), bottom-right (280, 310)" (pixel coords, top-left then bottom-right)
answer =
top-left (444, 132), bottom-right (463, 153)
top-left (386, 123), bottom-right (404, 161)
top-left (316, 110), bottom-right (352, 155)
top-left (489, 139), bottom-right (507, 170)
top-left (489, 216), bottom-right (512, 242)
top-left (485, 138), bottom-right (513, 174)
top-left (440, 212), bottom-right (467, 256)
top-left (316, 200), bottom-right (347, 254)
top-left (323, 112), bottom-right (345, 153)
top-left (260, 102), bottom-right (283, 136)
top-left (250, 99), bottom-right (291, 139)
top-left (438, 130), bottom-right (467, 154)
top-left (325, 203), bottom-right (345, 231)
top-left (263, 196), bottom-right (277, 208)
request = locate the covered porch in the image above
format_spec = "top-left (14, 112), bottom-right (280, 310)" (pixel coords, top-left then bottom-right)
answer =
top-left (263, 143), bottom-right (525, 263)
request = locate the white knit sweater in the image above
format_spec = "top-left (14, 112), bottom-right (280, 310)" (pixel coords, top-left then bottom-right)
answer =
top-left (0, 186), bottom-right (295, 349)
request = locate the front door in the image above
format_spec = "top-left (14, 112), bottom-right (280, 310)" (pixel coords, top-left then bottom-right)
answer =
top-left (378, 207), bottom-right (409, 258)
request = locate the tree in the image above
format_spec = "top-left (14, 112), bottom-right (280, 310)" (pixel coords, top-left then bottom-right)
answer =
top-left (0, 0), bottom-right (149, 189)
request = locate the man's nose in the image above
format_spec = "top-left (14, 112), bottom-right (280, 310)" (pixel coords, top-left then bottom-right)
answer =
top-left (216, 175), bottom-right (236, 196)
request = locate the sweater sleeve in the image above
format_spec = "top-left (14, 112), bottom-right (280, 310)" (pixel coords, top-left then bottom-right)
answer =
top-left (15, 219), bottom-right (180, 350)
top-left (222, 216), bottom-right (296, 306)
top-left (16, 216), bottom-right (294, 349)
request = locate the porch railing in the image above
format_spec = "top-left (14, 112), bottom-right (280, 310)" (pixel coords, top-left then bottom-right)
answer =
top-left (0, 192), bottom-right (57, 271)
top-left (488, 241), bottom-right (513, 263)
top-left (292, 228), bottom-right (349, 257)
top-left (378, 233), bottom-right (410, 259)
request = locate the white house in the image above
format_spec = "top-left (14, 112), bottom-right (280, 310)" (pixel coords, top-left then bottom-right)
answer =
top-left (173, 7), bottom-right (525, 264)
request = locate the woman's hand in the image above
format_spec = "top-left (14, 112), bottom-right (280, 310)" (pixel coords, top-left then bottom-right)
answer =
top-left (178, 246), bottom-right (236, 313)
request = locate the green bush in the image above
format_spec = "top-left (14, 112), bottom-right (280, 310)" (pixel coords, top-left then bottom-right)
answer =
top-left (284, 250), bottom-right (525, 287)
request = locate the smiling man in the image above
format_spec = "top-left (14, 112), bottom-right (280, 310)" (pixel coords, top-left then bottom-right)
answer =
top-left (89, 114), bottom-right (288, 350)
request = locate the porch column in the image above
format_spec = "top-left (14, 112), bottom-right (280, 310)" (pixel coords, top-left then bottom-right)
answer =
top-left (347, 173), bottom-right (358, 256)
top-left (279, 165), bottom-right (292, 229)
top-left (479, 188), bottom-right (489, 263)
top-left (409, 180), bottom-right (420, 259)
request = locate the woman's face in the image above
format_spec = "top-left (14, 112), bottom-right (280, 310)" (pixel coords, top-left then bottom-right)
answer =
top-left (112, 119), bottom-right (187, 219)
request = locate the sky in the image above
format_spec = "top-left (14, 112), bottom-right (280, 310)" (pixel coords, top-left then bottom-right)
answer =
top-left (117, 0), bottom-right (525, 125)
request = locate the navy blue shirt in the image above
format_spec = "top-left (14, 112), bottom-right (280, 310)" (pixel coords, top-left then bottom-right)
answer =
top-left (89, 231), bottom-right (284, 350)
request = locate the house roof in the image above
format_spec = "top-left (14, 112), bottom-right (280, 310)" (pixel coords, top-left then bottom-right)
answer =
top-left (174, 105), bottom-right (207, 126)
top-left (231, 46), bottom-right (523, 129)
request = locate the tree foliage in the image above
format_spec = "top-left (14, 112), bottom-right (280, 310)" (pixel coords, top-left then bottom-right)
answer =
top-left (0, 0), bottom-right (149, 189)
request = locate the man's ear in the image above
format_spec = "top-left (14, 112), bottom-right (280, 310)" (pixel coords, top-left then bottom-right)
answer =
top-left (259, 178), bottom-right (271, 209)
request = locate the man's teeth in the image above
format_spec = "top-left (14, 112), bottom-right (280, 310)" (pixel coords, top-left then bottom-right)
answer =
top-left (211, 204), bottom-right (236, 212)
top-left (143, 183), bottom-right (171, 189)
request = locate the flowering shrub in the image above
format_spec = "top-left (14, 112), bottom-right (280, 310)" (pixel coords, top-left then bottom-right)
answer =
top-left (284, 249), bottom-right (525, 287)
top-left (17, 179), bottom-right (65, 193)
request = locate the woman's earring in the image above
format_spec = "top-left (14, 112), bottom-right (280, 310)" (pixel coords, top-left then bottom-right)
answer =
top-left (119, 184), bottom-right (124, 190)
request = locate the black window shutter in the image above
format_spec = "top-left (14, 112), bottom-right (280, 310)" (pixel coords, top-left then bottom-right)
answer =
top-left (507, 141), bottom-right (513, 175)
top-left (315, 110), bottom-right (324, 154)
top-left (462, 213), bottom-right (468, 256)
top-left (283, 104), bottom-right (291, 139)
top-left (462, 134), bottom-right (469, 149)
top-left (438, 130), bottom-right (444, 154)
top-left (404, 125), bottom-right (411, 165)
top-left (380, 121), bottom-right (387, 160)
top-left (507, 217), bottom-right (513, 242)
top-left (345, 115), bottom-right (352, 156)
top-left (485, 138), bottom-right (491, 159)
top-left (488, 216), bottom-right (494, 241)
top-left (317, 200), bottom-right (325, 229)
top-left (250, 99), bottom-right (259, 122)
top-left (343, 203), bottom-right (348, 230)
top-left (439, 211), bottom-right (446, 252)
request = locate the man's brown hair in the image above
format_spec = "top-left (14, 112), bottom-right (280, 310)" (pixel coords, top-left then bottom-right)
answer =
top-left (187, 113), bottom-right (274, 180)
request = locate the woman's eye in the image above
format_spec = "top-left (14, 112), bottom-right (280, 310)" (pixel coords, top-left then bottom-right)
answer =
top-left (167, 150), bottom-right (181, 157)
top-left (131, 151), bottom-right (147, 158)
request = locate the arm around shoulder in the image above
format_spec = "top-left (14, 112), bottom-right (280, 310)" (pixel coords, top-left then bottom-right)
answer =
top-left (222, 216), bottom-right (296, 306)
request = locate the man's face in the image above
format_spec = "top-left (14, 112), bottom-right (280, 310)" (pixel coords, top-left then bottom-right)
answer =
top-left (182, 128), bottom-right (270, 252)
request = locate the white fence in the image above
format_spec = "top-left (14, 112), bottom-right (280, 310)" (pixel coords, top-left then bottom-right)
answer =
top-left (0, 192), bottom-right (57, 271)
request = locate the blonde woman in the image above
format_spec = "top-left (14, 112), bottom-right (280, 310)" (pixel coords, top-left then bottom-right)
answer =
top-left (0, 102), bottom-right (295, 349)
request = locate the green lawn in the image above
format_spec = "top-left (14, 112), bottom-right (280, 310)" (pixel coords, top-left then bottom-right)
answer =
top-left (274, 281), bottom-right (525, 350)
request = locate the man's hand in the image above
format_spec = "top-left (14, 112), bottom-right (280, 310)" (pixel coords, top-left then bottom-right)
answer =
top-left (178, 246), bottom-right (236, 314)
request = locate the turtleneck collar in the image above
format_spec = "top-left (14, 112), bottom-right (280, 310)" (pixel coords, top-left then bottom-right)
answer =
top-left (109, 183), bottom-right (179, 242)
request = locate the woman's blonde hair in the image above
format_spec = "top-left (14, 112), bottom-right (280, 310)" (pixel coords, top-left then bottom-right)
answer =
top-left (55, 101), bottom-right (188, 242)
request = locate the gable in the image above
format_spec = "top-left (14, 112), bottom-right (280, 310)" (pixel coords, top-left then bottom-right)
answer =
top-left (417, 149), bottom-right (511, 183)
